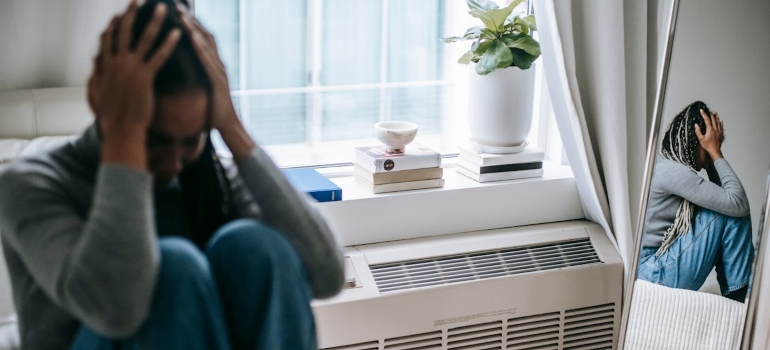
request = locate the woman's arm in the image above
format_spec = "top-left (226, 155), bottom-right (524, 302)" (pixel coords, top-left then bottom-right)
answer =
top-left (660, 158), bottom-right (750, 217)
top-left (0, 1), bottom-right (181, 337)
top-left (0, 162), bottom-right (157, 338)
top-left (180, 11), bottom-right (344, 299)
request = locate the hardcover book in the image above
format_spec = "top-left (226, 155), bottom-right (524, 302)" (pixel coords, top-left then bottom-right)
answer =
top-left (458, 144), bottom-right (545, 167)
top-left (456, 167), bottom-right (544, 183)
top-left (354, 144), bottom-right (441, 173)
top-left (355, 176), bottom-right (445, 194)
top-left (282, 168), bottom-right (342, 202)
top-left (457, 159), bottom-right (543, 174)
top-left (353, 165), bottom-right (443, 185)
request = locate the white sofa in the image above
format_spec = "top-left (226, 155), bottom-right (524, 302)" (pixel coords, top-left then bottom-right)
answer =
top-left (0, 87), bottom-right (93, 350)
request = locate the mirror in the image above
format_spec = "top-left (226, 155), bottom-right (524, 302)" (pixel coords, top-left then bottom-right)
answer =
top-left (620, 0), bottom-right (770, 349)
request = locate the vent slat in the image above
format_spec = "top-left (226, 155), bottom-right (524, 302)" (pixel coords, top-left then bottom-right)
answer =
top-left (505, 336), bottom-right (559, 350)
top-left (447, 329), bottom-right (501, 342)
top-left (448, 321), bottom-right (503, 336)
top-left (506, 325), bottom-right (559, 339)
top-left (447, 339), bottom-right (503, 350)
top-left (371, 239), bottom-right (600, 294)
top-left (565, 304), bottom-right (615, 317)
top-left (372, 241), bottom-right (597, 271)
top-left (564, 312), bottom-right (614, 325)
top-left (384, 337), bottom-right (442, 350)
top-left (322, 340), bottom-right (379, 350)
top-left (385, 331), bottom-right (442, 346)
top-left (563, 335), bottom-right (614, 349)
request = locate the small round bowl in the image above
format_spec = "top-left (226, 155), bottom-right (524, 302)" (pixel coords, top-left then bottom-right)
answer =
top-left (375, 121), bottom-right (418, 154)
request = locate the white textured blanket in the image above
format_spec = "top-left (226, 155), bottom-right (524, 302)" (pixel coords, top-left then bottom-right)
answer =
top-left (625, 280), bottom-right (745, 350)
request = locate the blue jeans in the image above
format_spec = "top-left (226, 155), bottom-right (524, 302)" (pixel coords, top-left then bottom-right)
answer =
top-left (638, 208), bottom-right (754, 296)
top-left (70, 219), bottom-right (317, 350)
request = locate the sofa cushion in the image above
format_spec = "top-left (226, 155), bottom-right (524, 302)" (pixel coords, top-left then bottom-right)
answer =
top-left (0, 141), bottom-right (29, 165)
top-left (0, 317), bottom-right (18, 350)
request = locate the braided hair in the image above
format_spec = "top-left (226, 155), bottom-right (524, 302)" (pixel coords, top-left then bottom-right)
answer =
top-left (656, 101), bottom-right (710, 257)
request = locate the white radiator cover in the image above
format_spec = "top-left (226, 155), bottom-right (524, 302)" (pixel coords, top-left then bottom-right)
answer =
top-left (312, 220), bottom-right (623, 350)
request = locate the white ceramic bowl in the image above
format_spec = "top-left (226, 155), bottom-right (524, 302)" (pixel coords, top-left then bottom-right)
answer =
top-left (374, 121), bottom-right (418, 154)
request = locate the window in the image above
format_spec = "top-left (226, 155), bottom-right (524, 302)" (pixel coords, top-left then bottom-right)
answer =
top-left (194, 0), bottom-right (562, 167)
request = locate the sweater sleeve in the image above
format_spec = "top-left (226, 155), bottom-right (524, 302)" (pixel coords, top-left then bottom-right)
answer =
top-left (660, 158), bottom-right (750, 217)
top-left (235, 147), bottom-right (344, 299)
top-left (0, 163), bottom-right (159, 338)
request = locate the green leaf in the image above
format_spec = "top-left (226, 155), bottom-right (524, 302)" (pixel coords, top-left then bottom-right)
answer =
top-left (458, 50), bottom-right (475, 64)
top-left (463, 25), bottom-right (485, 40)
top-left (469, 9), bottom-right (499, 33)
top-left (465, 0), bottom-right (499, 11)
top-left (442, 36), bottom-right (464, 43)
top-left (480, 28), bottom-right (497, 40)
top-left (503, 33), bottom-right (541, 56)
top-left (523, 14), bottom-right (537, 31)
top-left (481, 0), bottom-right (522, 33)
top-left (472, 39), bottom-right (494, 56)
top-left (510, 48), bottom-right (537, 69)
top-left (476, 39), bottom-right (513, 75)
top-left (514, 17), bottom-right (531, 35)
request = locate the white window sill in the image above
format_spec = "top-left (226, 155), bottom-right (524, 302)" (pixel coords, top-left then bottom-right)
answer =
top-left (313, 160), bottom-right (585, 247)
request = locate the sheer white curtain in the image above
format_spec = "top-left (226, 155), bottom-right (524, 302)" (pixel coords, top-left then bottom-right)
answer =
top-left (533, 0), bottom-right (664, 274)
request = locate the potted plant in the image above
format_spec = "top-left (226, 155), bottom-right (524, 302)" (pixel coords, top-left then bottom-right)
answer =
top-left (444, 0), bottom-right (541, 152)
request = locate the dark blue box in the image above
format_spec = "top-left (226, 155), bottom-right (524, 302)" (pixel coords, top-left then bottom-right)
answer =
top-left (282, 168), bottom-right (342, 202)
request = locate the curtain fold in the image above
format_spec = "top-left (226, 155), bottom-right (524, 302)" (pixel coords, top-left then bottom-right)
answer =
top-left (533, 0), bottom-right (658, 275)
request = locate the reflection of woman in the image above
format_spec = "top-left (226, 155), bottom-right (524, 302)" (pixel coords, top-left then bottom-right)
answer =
top-left (638, 101), bottom-right (753, 302)
top-left (0, 0), bottom-right (342, 349)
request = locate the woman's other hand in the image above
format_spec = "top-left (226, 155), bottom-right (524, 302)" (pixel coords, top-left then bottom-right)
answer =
top-left (179, 7), bottom-right (256, 161)
top-left (695, 109), bottom-right (724, 161)
top-left (89, 0), bottom-right (180, 169)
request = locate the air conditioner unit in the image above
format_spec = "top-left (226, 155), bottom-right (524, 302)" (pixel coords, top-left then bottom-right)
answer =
top-left (312, 220), bottom-right (623, 350)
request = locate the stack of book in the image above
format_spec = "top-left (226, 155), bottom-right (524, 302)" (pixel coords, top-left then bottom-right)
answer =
top-left (354, 144), bottom-right (444, 194)
top-left (456, 144), bottom-right (545, 182)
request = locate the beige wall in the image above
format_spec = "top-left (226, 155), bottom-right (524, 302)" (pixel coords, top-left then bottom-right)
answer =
top-left (659, 0), bottom-right (770, 231)
top-left (0, 0), bottom-right (126, 90)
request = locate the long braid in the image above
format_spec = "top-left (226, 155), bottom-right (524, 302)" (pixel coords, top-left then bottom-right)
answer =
top-left (656, 101), bottom-right (709, 257)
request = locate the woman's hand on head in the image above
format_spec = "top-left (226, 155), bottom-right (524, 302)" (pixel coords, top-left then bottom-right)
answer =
top-left (694, 109), bottom-right (724, 161)
top-left (88, 0), bottom-right (181, 139)
top-left (179, 6), bottom-right (257, 161)
top-left (177, 7), bottom-right (239, 132)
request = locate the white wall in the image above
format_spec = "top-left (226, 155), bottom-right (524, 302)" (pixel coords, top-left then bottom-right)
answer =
top-left (0, 0), bottom-right (126, 90)
top-left (660, 0), bottom-right (770, 232)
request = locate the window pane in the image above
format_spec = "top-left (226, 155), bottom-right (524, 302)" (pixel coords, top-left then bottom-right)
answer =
top-left (321, 0), bottom-right (382, 86)
top-left (195, 0), bottom-right (240, 90)
top-left (321, 90), bottom-right (380, 141)
top-left (388, 86), bottom-right (444, 134)
top-left (387, 0), bottom-right (445, 82)
top-left (241, 93), bottom-right (306, 145)
top-left (244, 1), bottom-right (307, 89)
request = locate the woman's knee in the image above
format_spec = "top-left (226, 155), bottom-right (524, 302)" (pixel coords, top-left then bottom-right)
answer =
top-left (206, 219), bottom-right (304, 273)
top-left (158, 237), bottom-right (212, 285)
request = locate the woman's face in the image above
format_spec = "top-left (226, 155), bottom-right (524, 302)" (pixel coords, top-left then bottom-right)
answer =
top-left (696, 144), bottom-right (711, 171)
top-left (147, 90), bottom-right (209, 188)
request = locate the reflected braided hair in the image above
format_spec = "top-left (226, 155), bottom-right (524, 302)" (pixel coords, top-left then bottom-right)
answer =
top-left (656, 101), bottom-right (709, 257)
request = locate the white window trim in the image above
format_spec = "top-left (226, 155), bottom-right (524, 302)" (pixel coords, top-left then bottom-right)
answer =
top-left (313, 160), bottom-right (583, 247)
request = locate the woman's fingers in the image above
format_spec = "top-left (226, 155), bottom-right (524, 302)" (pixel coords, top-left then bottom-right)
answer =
top-left (148, 29), bottom-right (182, 70)
top-left (695, 123), bottom-right (705, 139)
top-left (117, 0), bottom-right (139, 53)
top-left (100, 15), bottom-right (120, 58)
top-left (699, 109), bottom-right (713, 131)
top-left (135, 3), bottom-right (168, 58)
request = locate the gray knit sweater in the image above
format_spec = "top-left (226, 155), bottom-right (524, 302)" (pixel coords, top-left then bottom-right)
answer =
top-left (0, 126), bottom-right (344, 349)
top-left (642, 155), bottom-right (750, 248)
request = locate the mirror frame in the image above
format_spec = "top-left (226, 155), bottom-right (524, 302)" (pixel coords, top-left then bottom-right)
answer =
top-left (617, 0), bottom-right (681, 347)
top-left (741, 169), bottom-right (770, 349)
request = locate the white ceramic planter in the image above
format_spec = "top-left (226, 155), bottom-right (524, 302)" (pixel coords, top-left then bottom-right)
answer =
top-left (468, 64), bottom-right (536, 149)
